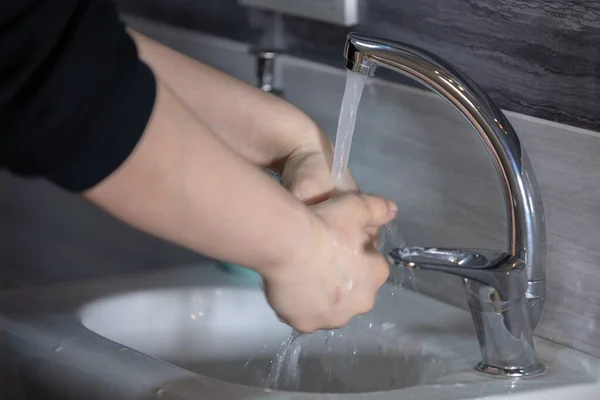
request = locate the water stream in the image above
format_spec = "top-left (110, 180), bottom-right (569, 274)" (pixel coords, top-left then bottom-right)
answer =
top-left (262, 69), bottom-right (413, 392)
top-left (330, 69), bottom-right (370, 182)
top-left (264, 330), bottom-right (303, 390)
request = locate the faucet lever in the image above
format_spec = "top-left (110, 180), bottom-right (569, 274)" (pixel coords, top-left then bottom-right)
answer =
top-left (388, 247), bottom-right (526, 301)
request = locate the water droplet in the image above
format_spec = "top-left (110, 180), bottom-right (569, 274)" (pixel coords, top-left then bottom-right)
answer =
top-left (155, 383), bottom-right (172, 398)
top-left (53, 337), bottom-right (78, 353)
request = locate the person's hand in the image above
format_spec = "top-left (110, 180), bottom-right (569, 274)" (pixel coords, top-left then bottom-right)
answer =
top-left (262, 192), bottom-right (397, 333)
top-left (281, 142), bottom-right (390, 241)
top-left (281, 140), bottom-right (358, 205)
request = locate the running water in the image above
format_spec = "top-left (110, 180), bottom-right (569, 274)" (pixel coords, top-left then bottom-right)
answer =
top-left (329, 71), bottom-right (411, 288)
top-left (261, 69), bottom-right (414, 392)
top-left (330, 70), bottom-right (369, 182)
top-left (378, 218), bottom-right (415, 290)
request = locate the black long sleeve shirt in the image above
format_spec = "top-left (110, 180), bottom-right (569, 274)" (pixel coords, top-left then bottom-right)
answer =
top-left (0, 0), bottom-right (156, 192)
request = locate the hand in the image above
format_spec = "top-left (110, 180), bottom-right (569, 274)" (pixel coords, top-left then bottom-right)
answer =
top-left (281, 139), bottom-right (358, 205)
top-left (281, 142), bottom-right (388, 241)
top-left (262, 193), bottom-right (397, 333)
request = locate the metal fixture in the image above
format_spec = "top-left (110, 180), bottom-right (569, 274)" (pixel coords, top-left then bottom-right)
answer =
top-left (251, 48), bottom-right (283, 96)
top-left (344, 32), bottom-right (546, 377)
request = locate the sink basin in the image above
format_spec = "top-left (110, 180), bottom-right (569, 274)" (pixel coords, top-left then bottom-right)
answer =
top-left (78, 277), bottom-right (600, 398)
top-left (2, 265), bottom-right (600, 399)
top-left (79, 284), bottom-right (465, 393)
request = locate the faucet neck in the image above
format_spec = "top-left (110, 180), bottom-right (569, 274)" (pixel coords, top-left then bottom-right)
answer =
top-left (345, 32), bottom-right (547, 377)
top-left (344, 32), bottom-right (546, 318)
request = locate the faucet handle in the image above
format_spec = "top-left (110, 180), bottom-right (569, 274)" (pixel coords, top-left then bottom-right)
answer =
top-left (250, 47), bottom-right (284, 96)
top-left (388, 246), bottom-right (527, 301)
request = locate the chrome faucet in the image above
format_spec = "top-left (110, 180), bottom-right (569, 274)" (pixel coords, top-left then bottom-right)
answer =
top-left (344, 33), bottom-right (546, 377)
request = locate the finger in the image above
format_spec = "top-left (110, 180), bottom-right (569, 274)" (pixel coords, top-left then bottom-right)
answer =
top-left (291, 173), bottom-right (359, 205)
top-left (291, 178), bottom-right (331, 205)
top-left (366, 226), bottom-right (380, 248)
top-left (358, 194), bottom-right (397, 227)
top-left (366, 225), bottom-right (378, 237)
top-left (363, 243), bottom-right (391, 285)
top-left (373, 255), bottom-right (391, 287)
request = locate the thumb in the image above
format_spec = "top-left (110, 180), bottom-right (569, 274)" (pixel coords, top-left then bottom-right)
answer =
top-left (358, 194), bottom-right (397, 228)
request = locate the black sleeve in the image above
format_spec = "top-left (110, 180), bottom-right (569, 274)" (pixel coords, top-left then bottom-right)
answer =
top-left (0, 0), bottom-right (156, 192)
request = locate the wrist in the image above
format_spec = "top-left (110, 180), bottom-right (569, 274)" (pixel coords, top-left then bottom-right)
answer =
top-left (250, 199), bottom-right (318, 281)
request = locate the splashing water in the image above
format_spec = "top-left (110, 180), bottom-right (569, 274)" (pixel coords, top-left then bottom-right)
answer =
top-left (378, 218), bottom-right (415, 291)
top-left (265, 330), bottom-right (303, 390)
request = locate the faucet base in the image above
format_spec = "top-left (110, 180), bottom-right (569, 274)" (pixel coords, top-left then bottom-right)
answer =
top-left (476, 362), bottom-right (546, 378)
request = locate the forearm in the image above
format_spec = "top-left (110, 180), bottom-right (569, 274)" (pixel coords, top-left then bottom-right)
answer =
top-left (84, 79), bottom-right (313, 274)
top-left (129, 30), bottom-right (331, 170)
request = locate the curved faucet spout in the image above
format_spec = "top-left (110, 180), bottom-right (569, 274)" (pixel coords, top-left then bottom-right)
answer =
top-left (344, 33), bottom-right (546, 377)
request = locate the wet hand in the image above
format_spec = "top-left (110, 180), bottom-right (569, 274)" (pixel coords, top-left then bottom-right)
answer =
top-left (281, 144), bottom-right (358, 205)
top-left (262, 193), bottom-right (397, 333)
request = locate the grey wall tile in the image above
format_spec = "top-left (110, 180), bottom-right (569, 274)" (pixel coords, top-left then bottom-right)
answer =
top-left (0, 174), bottom-right (205, 289)
top-left (116, 0), bottom-right (600, 131)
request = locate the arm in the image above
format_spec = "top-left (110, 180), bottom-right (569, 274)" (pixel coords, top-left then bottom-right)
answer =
top-left (129, 30), bottom-right (356, 203)
top-left (128, 30), bottom-right (327, 170)
top-left (84, 79), bottom-right (313, 274)
top-left (85, 78), bottom-right (395, 332)
top-left (1, 1), bottom-right (307, 271)
top-left (0, 1), bottom-right (393, 332)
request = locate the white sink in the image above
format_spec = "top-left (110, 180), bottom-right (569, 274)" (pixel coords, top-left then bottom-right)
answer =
top-left (79, 280), bottom-right (600, 398)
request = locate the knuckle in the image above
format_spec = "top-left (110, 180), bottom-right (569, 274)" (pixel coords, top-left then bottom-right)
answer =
top-left (366, 226), bottom-right (378, 237)
top-left (363, 194), bottom-right (386, 215)
top-left (373, 196), bottom-right (388, 215)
